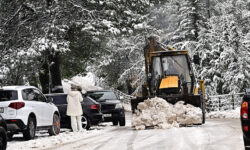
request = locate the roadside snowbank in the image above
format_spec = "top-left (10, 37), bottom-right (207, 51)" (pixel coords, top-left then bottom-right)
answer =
top-left (132, 97), bottom-right (202, 130)
top-left (7, 129), bottom-right (104, 150)
top-left (206, 107), bottom-right (240, 119)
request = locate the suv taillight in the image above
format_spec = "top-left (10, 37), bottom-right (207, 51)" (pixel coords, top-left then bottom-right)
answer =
top-left (241, 101), bottom-right (248, 119)
top-left (90, 104), bottom-right (100, 110)
top-left (8, 102), bottom-right (25, 110)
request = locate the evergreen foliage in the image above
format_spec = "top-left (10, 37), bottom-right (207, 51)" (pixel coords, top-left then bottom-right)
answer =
top-left (1, 0), bottom-right (250, 95)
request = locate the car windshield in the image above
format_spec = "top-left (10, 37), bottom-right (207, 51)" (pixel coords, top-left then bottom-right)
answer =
top-left (87, 91), bottom-right (117, 101)
top-left (0, 90), bottom-right (18, 101)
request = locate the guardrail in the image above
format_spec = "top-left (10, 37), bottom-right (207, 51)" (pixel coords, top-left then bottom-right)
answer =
top-left (111, 88), bottom-right (135, 104)
top-left (206, 93), bottom-right (244, 112)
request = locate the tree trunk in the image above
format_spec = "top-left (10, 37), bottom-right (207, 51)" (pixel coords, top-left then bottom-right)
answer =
top-left (39, 61), bottom-right (50, 94)
top-left (39, 51), bottom-right (64, 94)
top-left (49, 52), bottom-right (64, 93)
top-left (206, 0), bottom-right (211, 18)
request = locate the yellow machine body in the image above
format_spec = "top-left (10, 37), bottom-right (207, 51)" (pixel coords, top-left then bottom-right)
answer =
top-left (159, 76), bottom-right (179, 89)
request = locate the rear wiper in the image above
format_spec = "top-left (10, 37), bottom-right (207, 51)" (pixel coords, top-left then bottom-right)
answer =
top-left (97, 99), bottom-right (106, 102)
top-left (98, 99), bottom-right (115, 102)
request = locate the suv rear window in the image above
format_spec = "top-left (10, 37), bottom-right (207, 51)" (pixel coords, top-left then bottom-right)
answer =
top-left (49, 95), bottom-right (67, 105)
top-left (87, 91), bottom-right (118, 101)
top-left (0, 90), bottom-right (18, 101)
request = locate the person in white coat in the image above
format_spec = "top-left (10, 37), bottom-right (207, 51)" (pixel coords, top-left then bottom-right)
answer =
top-left (67, 84), bottom-right (83, 132)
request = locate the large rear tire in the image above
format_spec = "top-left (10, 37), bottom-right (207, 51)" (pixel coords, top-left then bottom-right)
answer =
top-left (0, 127), bottom-right (7, 150)
top-left (49, 114), bottom-right (60, 136)
top-left (199, 90), bottom-right (206, 124)
top-left (202, 112), bottom-right (206, 124)
top-left (23, 117), bottom-right (36, 140)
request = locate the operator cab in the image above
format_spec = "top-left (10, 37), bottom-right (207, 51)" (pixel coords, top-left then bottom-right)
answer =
top-left (149, 51), bottom-right (194, 96)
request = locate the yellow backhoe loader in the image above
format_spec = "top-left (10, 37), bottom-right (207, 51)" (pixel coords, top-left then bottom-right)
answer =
top-left (131, 36), bottom-right (206, 124)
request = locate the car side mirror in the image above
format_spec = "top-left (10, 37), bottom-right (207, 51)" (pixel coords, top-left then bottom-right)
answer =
top-left (47, 97), bottom-right (53, 103)
top-left (193, 54), bottom-right (200, 65)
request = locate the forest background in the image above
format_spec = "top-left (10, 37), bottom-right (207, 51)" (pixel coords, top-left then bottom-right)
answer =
top-left (1, 0), bottom-right (250, 96)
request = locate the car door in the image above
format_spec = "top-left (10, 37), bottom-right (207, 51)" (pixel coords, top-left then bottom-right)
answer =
top-left (33, 89), bottom-right (54, 126)
top-left (22, 88), bottom-right (43, 126)
top-left (51, 94), bottom-right (68, 126)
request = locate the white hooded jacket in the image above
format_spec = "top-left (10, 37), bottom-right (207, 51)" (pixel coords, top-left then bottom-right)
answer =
top-left (66, 91), bottom-right (83, 116)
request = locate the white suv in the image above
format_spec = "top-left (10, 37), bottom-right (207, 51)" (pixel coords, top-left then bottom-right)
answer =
top-left (0, 86), bottom-right (60, 140)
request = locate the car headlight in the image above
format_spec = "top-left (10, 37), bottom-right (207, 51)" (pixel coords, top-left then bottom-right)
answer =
top-left (115, 103), bottom-right (123, 109)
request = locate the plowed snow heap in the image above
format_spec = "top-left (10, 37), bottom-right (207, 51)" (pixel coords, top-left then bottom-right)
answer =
top-left (132, 97), bottom-right (202, 130)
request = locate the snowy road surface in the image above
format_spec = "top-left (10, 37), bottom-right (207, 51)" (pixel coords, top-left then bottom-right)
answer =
top-left (8, 114), bottom-right (244, 150)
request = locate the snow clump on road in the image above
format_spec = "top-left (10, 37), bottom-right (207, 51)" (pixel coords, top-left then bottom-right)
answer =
top-left (132, 97), bottom-right (202, 130)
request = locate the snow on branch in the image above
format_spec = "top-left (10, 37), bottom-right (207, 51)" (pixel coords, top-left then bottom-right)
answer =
top-left (68, 0), bottom-right (95, 20)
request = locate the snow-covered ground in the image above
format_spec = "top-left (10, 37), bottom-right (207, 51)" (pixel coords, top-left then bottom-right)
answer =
top-left (7, 124), bottom-right (114, 150)
top-left (7, 112), bottom-right (244, 150)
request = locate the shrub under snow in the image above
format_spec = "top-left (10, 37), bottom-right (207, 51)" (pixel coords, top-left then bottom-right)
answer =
top-left (132, 97), bottom-right (202, 130)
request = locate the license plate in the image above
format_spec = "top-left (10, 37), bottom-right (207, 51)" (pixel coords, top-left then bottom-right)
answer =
top-left (0, 108), bottom-right (4, 113)
top-left (103, 114), bottom-right (112, 117)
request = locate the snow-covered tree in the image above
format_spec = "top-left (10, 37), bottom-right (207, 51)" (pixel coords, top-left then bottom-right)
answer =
top-left (0, 0), bottom-right (153, 93)
top-left (198, 0), bottom-right (250, 95)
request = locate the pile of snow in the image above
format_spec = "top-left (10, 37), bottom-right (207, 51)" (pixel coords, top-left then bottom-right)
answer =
top-left (206, 107), bottom-right (240, 119)
top-left (62, 72), bottom-right (102, 93)
top-left (132, 97), bottom-right (202, 130)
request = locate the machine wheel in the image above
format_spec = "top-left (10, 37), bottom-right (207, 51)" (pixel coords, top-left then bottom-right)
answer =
top-left (82, 115), bottom-right (90, 130)
top-left (199, 90), bottom-right (206, 124)
top-left (112, 120), bottom-right (118, 126)
top-left (0, 127), bottom-right (7, 150)
top-left (48, 114), bottom-right (60, 136)
top-left (119, 117), bottom-right (126, 126)
top-left (202, 112), bottom-right (206, 124)
top-left (23, 117), bottom-right (36, 140)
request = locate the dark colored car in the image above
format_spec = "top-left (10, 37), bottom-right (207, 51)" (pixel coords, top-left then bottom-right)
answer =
top-left (45, 93), bottom-right (102, 130)
top-left (0, 115), bottom-right (7, 150)
top-left (241, 89), bottom-right (250, 150)
top-left (86, 90), bottom-right (125, 126)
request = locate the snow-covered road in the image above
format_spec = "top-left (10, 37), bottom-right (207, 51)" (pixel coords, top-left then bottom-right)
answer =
top-left (7, 113), bottom-right (244, 150)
